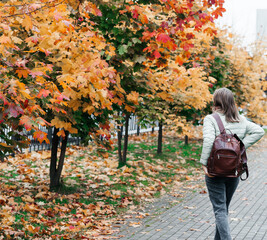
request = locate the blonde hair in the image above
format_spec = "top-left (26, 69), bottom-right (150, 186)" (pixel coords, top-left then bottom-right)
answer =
top-left (213, 88), bottom-right (240, 123)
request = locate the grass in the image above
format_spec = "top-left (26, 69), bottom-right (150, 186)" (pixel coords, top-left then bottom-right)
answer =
top-left (107, 135), bottom-right (202, 204)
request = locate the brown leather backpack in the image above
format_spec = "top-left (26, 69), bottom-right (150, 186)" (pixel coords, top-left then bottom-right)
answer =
top-left (207, 113), bottom-right (249, 180)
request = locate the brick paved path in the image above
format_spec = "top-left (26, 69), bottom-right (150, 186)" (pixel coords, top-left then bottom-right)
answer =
top-left (116, 140), bottom-right (267, 240)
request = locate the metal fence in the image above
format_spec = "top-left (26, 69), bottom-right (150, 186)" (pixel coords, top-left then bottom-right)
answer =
top-left (124, 115), bottom-right (159, 135)
top-left (0, 116), bottom-right (158, 154)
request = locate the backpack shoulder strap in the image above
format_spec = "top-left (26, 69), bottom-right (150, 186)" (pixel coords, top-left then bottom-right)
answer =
top-left (211, 113), bottom-right (225, 134)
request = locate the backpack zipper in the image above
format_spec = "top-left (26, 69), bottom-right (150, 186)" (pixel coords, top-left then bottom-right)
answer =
top-left (217, 154), bottom-right (237, 159)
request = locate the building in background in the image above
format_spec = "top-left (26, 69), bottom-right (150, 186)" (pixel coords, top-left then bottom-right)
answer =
top-left (216, 0), bottom-right (267, 47)
top-left (256, 9), bottom-right (267, 41)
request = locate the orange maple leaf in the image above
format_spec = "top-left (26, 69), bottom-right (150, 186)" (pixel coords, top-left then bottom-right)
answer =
top-left (175, 56), bottom-right (184, 65)
top-left (16, 69), bottom-right (29, 79)
top-left (140, 14), bottom-right (148, 24)
top-left (33, 130), bottom-right (49, 144)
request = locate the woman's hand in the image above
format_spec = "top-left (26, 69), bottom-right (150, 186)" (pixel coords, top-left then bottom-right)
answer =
top-left (202, 165), bottom-right (214, 177)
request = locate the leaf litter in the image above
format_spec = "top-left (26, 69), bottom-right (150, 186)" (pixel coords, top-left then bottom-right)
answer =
top-left (0, 134), bottom-right (204, 239)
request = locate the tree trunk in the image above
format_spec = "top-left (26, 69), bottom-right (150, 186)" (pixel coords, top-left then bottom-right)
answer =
top-left (50, 127), bottom-right (59, 189)
top-left (118, 114), bottom-right (130, 167)
top-left (122, 114), bottom-right (130, 164)
top-left (185, 135), bottom-right (189, 145)
top-left (50, 128), bottom-right (69, 190)
top-left (157, 121), bottom-right (163, 154)
top-left (117, 125), bottom-right (122, 164)
top-left (47, 127), bottom-right (53, 150)
top-left (137, 125), bottom-right (140, 136)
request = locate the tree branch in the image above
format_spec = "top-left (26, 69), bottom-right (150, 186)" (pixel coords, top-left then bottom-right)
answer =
top-left (0, 0), bottom-right (66, 18)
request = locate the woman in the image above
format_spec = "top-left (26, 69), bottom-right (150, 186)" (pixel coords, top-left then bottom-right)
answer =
top-left (200, 88), bottom-right (265, 240)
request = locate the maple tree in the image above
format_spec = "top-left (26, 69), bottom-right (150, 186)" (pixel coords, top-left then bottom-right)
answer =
top-left (0, 0), bottom-right (230, 185)
top-left (0, 0), bottom-right (120, 188)
top-left (0, 1), bottom-right (58, 159)
top-left (88, 2), bottom-right (147, 167)
top-left (90, 0), bottom-right (226, 163)
top-left (157, 26), bottom-right (224, 132)
top-left (134, 1), bottom-right (225, 152)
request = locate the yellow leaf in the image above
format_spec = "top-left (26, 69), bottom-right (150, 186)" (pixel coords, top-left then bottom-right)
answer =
top-left (57, 129), bottom-right (66, 138)
top-left (208, 76), bottom-right (217, 83)
top-left (83, 103), bottom-right (95, 114)
top-left (104, 190), bottom-right (111, 197)
top-left (26, 225), bottom-right (39, 234)
top-left (35, 191), bottom-right (48, 199)
top-left (127, 91), bottom-right (139, 105)
top-left (1, 214), bottom-right (15, 226)
top-left (24, 203), bottom-right (40, 212)
top-left (67, 0), bottom-right (80, 10)
top-left (22, 15), bottom-right (33, 32)
top-left (51, 118), bottom-right (78, 134)
top-left (22, 195), bottom-right (35, 203)
top-left (157, 92), bottom-right (173, 101)
top-left (11, 36), bottom-right (23, 44)
top-left (125, 105), bottom-right (135, 112)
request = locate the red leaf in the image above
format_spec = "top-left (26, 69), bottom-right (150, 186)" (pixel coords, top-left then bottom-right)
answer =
top-left (212, 7), bottom-right (226, 18)
top-left (143, 46), bottom-right (151, 52)
top-left (132, 9), bottom-right (139, 19)
top-left (208, 0), bottom-right (216, 4)
top-left (157, 33), bottom-right (171, 43)
top-left (23, 99), bottom-right (29, 108)
top-left (186, 33), bottom-right (195, 40)
top-left (142, 31), bottom-right (156, 41)
top-left (182, 43), bottom-right (194, 51)
top-left (153, 50), bottom-right (161, 59)
top-left (37, 89), bottom-right (50, 98)
top-left (0, 93), bottom-right (8, 105)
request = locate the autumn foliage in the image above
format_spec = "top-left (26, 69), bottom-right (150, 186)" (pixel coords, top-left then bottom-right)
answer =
top-left (0, 0), bottom-right (266, 177)
top-left (0, 0), bottom-right (267, 238)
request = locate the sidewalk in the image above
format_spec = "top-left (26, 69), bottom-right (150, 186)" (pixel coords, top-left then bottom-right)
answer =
top-left (116, 139), bottom-right (267, 240)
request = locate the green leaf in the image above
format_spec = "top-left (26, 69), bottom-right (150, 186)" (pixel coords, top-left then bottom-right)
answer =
top-left (118, 45), bottom-right (128, 55)
top-left (132, 38), bottom-right (141, 44)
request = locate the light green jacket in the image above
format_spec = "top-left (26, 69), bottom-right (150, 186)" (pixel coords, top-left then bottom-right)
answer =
top-left (200, 112), bottom-right (265, 166)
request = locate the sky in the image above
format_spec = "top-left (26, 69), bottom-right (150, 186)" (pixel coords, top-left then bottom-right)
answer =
top-left (216, 0), bottom-right (267, 47)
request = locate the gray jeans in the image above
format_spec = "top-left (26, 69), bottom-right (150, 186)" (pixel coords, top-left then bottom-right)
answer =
top-left (205, 175), bottom-right (239, 240)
